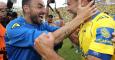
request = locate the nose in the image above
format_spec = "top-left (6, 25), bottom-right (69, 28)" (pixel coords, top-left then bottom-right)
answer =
top-left (42, 7), bottom-right (47, 14)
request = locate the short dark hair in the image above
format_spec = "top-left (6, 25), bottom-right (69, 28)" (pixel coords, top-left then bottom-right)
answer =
top-left (22, 0), bottom-right (31, 7)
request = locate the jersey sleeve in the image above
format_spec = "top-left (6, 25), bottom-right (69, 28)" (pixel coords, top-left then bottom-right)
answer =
top-left (89, 18), bottom-right (115, 55)
top-left (87, 50), bottom-right (112, 60)
top-left (5, 23), bottom-right (49, 47)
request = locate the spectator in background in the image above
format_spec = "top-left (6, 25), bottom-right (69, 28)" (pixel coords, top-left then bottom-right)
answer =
top-left (47, 15), bottom-right (64, 27)
top-left (54, 17), bottom-right (64, 27)
top-left (7, 12), bottom-right (18, 21)
top-left (0, 2), bottom-right (7, 60)
top-left (46, 15), bottom-right (56, 26)
top-left (2, 12), bottom-right (18, 28)
top-left (54, 9), bottom-right (65, 27)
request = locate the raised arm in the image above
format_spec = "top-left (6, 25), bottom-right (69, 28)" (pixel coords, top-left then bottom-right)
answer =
top-left (34, 0), bottom-right (97, 60)
top-left (53, 0), bottom-right (97, 44)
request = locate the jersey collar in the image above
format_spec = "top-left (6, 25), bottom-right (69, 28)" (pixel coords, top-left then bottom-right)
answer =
top-left (91, 10), bottom-right (100, 20)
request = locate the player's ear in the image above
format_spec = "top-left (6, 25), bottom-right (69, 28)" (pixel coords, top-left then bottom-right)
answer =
top-left (22, 5), bottom-right (30, 14)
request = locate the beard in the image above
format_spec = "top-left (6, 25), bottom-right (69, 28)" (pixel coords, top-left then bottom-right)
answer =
top-left (30, 14), bottom-right (42, 25)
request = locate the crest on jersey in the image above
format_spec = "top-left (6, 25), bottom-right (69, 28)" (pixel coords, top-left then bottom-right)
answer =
top-left (11, 23), bottom-right (20, 29)
top-left (101, 28), bottom-right (110, 38)
top-left (96, 27), bottom-right (114, 45)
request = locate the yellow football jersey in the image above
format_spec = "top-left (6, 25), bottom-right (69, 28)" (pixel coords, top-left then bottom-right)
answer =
top-left (79, 12), bottom-right (115, 60)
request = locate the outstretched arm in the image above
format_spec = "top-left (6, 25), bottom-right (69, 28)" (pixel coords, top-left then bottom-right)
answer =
top-left (53, 0), bottom-right (97, 44)
top-left (34, 0), bottom-right (97, 60)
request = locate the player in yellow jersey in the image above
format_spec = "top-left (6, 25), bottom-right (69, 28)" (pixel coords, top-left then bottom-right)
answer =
top-left (79, 12), bottom-right (115, 60)
top-left (67, 0), bottom-right (115, 60)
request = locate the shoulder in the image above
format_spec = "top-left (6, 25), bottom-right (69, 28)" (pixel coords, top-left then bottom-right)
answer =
top-left (6, 16), bottom-right (26, 30)
top-left (94, 12), bottom-right (114, 22)
top-left (92, 13), bottom-right (115, 28)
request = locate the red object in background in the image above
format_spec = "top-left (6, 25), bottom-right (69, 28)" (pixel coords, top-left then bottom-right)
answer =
top-left (0, 23), bottom-right (6, 48)
top-left (0, 23), bottom-right (6, 60)
top-left (0, 55), bottom-right (3, 60)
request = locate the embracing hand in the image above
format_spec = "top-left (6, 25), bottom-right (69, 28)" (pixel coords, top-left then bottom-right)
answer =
top-left (76, 0), bottom-right (97, 21)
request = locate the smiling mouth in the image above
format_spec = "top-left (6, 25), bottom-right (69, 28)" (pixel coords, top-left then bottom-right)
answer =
top-left (39, 15), bottom-right (44, 20)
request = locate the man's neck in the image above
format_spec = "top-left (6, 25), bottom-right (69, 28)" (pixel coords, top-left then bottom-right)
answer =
top-left (24, 15), bottom-right (33, 24)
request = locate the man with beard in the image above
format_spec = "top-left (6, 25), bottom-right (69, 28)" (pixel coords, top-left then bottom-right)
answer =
top-left (0, 2), bottom-right (7, 60)
top-left (5, 0), bottom-right (96, 60)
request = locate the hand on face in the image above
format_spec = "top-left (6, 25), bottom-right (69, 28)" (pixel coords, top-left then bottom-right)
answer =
top-left (76, 0), bottom-right (97, 20)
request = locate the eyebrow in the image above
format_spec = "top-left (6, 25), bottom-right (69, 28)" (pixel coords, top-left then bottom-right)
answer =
top-left (38, 3), bottom-right (45, 7)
